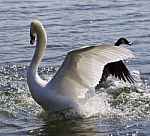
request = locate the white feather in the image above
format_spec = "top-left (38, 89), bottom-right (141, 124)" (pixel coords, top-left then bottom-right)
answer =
top-left (47, 45), bottom-right (133, 98)
top-left (27, 20), bottom-right (134, 112)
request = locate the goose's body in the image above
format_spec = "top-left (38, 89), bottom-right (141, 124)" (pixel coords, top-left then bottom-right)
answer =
top-left (27, 20), bottom-right (134, 112)
top-left (100, 38), bottom-right (135, 83)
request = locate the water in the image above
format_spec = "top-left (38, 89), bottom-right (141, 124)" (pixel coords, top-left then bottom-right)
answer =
top-left (0, 0), bottom-right (150, 135)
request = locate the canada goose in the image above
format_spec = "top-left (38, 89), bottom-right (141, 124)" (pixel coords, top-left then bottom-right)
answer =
top-left (100, 38), bottom-right (135, 83)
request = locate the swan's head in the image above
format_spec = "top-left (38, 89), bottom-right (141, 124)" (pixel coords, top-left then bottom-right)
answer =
top-left (115, 38), bottom-right (132, 46)
top-left (30, 20), bottom-right (44, 45)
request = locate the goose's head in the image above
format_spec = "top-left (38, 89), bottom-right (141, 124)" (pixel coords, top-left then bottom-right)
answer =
top-left (115, 38), bottom-right (132, 46)
top-left (30, 20), bottom-right (44, 45)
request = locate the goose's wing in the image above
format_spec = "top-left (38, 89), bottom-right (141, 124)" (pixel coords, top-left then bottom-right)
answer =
top-left (104, 60), bottom-right (135, 83)
top-left (47, 45), bottom-right (134, 99)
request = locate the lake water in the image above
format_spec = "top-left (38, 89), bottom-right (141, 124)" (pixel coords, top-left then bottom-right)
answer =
top-left (0, 0), bottom-right (150, 135)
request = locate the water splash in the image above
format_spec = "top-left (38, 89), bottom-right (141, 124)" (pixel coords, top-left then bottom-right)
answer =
top-left (73, 69), bottom-right (150, 120)
top-left (0, 65), bottom-right (56, 118)
top-left (0, 65), bottom-right (150, 122)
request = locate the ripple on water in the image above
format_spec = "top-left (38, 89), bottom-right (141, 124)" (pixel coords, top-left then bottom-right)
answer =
top-left (0, 65), bottom-right (150, 136)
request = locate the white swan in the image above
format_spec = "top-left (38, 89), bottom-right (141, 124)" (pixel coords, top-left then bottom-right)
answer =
top-left (27, 20), bottom-right (134, 112)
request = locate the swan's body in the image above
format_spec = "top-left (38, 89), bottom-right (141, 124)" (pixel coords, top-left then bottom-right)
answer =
top-left (27, 20), bottom-right (134, 112)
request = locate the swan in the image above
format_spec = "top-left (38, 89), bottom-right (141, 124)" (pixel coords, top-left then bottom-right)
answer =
top-left (27, 20), bottom-right (134, 112)
top-left (100, 38), bottom-right (135, 83)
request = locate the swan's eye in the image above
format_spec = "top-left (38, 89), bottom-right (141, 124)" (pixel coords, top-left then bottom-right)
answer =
top-left (30, 32), bottom-right (35, 45)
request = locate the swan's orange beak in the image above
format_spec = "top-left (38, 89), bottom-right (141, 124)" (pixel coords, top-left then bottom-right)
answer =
top-left (30, 32), bottom-right (35, 45)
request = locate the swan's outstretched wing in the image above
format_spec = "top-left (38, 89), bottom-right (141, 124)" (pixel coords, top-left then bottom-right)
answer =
top-left (47, 45), bottom-right (134, 99)
top-left (101, 60), bottom-right (135, 83)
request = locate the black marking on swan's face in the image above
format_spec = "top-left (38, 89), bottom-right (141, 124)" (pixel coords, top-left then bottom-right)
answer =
top-left (115, 38), bottom-right (132, 46)
top-left (30, 23), bottom-right (36, 45)
top-left (30, 32), bottom-right (35, 45)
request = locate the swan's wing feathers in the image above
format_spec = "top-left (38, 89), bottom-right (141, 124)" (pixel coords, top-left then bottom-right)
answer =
top-left (76, 45), bottom-right (134, 87)
top-left (48, 45), bottom-right (134, 98)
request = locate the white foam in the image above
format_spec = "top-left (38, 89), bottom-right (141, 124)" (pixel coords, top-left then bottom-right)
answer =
top-left (79, 92), bottom-right (112, 117)
top-left (75, 70), bottom-right (150, 119)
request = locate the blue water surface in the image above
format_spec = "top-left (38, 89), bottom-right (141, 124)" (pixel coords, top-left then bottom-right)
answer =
top-left (0, 0), bottom-right (150, 135)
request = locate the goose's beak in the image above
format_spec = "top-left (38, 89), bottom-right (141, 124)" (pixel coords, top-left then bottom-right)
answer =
top-left (30, 32), bottom-right (35, 45)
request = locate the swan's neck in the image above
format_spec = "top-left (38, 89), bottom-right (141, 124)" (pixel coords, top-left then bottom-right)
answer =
top-left (27, 24), bottom-right (47, 104)
top-left (27, 23), bottom-right (47, 86)
top-left (30, 27), bottom-right (47, 76)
